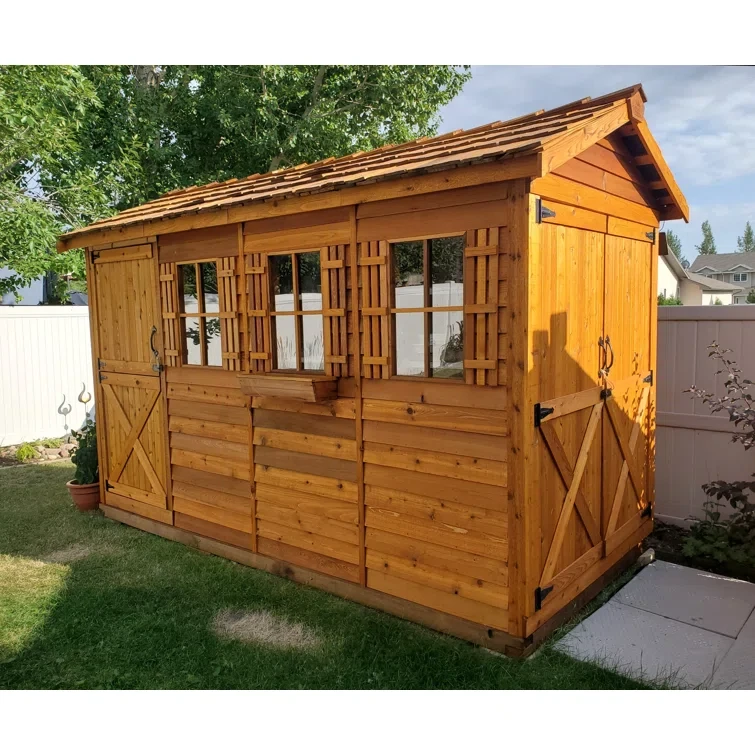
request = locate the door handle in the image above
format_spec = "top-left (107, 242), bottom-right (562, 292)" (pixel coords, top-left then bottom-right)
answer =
top-left (150, 325), bottom-right (163, 373)
top-left (604, 335), bottom-right (615, 375)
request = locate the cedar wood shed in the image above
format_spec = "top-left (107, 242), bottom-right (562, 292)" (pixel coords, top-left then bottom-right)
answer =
top-left (59, 84), bottom-right (689, 655)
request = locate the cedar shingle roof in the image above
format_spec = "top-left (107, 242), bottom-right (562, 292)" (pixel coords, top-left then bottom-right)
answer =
top-left (59, 83), bottom-right (685, 246)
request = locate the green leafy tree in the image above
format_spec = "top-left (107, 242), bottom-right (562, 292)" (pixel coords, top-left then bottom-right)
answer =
top-left (695, 220), bottom-right (718, 255)
top-left (0, 66), bottom-right (140, 299)
top-left (665, 229), bottom-right (688, 266)
top-left (737, 221), bottom-right (755, 253)
top-left (746, 289), bottom-right (755, 304)
top-left (1, 65), bottom-right (470, 298)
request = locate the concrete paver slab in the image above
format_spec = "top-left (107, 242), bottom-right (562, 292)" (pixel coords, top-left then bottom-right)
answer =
top-left (555, 600), bottom-right (734, 689)
top-left (710, 609), bottom-right (755, 690)
top-left (613, 561), bottom-right (755, 638)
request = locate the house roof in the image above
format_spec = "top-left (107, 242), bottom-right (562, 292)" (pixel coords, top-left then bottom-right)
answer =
top-left (690, 252), bottom-right (755, 273)
top-left (685, 271), bottom-right (742, 292)
top-left (58, 83), bottom-right (689, 251)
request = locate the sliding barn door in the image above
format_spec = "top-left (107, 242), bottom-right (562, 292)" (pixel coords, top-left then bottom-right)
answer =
top-left (92, 245), bottom-right (169, 517)
top-left (601, 235), bottom-right (654, 554)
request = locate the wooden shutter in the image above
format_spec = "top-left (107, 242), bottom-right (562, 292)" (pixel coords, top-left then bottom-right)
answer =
top-left (359, 241), bottom-right (390, 379)
top-left (159, 261), bottom-right (180, 367)
top-left (321, 244), bottom-right (349, 377)
top-left (463, 227), bottom-right (500, 386)
top-left (218, 256), bottom-right (242, 371)
top-left (245, 252), bottom-right (272, 372)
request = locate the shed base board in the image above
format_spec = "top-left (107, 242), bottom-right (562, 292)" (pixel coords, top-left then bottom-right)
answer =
top-left (100, 504), bottom-right (642, 658)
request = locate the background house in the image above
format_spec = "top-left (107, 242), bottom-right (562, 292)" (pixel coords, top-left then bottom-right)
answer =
top-left (659, 250), bottom-right (741, 304)
top-left (690, 252), bottom-right (755, 304)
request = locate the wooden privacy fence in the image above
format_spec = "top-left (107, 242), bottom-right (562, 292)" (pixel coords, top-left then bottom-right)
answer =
top-left (656, 305), bottom-right (755, 526)
top-left (0, 306), bottom-right (93, 446)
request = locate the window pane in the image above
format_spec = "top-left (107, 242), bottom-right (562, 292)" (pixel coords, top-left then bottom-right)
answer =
top-left (183, 316), bottom-right (202, 365)
top-left (393, 240), bottom-right (424, 310)
top-left (298, 252), bottom-right (322, 312)
top-left (180, 264), bottom-right (199, 314)
top-left (432, 310), bottom-right (463, 379)
top-left (270, 254), bottom-right (294, 312)
top-left (205, 317), bottom-right (221, 366)
top-left (395, 312), bottom-right (425, 376)
top-left (430, 236), bottom-right (464, 307)
top-left (273, 315), bottom-right (296, 369)
top-left (302, 315), bottom-right (324, 371)
top-left (201, 262), bottom-right (219, 313)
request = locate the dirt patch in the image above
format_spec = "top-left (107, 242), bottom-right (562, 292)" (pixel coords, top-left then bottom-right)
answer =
top-left (212, 609), bottom-right (322, 650)
top-left (41, 544), bottom-right (94, 564)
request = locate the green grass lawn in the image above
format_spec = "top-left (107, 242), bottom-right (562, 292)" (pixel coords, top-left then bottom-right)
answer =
top-left (0, 462), bottom-right (645, 689)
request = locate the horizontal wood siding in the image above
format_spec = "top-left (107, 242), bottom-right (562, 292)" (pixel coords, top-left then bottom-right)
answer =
top-left (360, 378), bottom-right (509, 629)
top-left (166, 366), bottom-right (253, 548)
top-left (253, 390), bottom-right (361, 583)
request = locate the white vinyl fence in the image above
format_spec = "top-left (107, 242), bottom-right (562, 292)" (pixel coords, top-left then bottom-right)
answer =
top-left (656, 305), bottom-right (755, 526)
top-left (0, 306), bottom-right (94, 446)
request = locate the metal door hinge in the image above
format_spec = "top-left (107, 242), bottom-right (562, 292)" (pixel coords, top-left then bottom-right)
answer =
top-left (641, 502), bottom-right (653, 518)
top-left (534, 585), bottom-right (554, 611)
top-left (105, 481), bottom-right (114, 491)
top-left (91, 250), bottom-right (101, 262)
top-left (645, 229), bottom-right (656, 243)
top-left (534, 403), bottom-right (554, 427)
top-left (601, 387), bottom-right (612, 400)
top-left (98, 359), bottom-right (106, 370)
top-left (643, 371), bottom-right (653, 386)
top-left (536, 198), bottom-right (556, 224)
top-left (99, 373), bottom-right (107, 383)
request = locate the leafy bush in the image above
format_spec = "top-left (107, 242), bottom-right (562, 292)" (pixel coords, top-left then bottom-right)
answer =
top-left (70, 419), bottom-right (98, 485)
top-left (14, 443), bottom-right (37, 462)
top-left (41, 437), bottom-right (63, 449)
top-left (685, 343), bottom-right (755, 567)
top-left (658, 293), bottom-right (682, 305)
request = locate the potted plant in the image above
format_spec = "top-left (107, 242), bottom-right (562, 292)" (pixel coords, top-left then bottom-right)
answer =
top-left (66, 418), bottom-right (99, 511)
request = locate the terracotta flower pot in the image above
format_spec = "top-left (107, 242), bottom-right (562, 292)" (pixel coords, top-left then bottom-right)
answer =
top-left (66, 480), bottom-right (100, 511)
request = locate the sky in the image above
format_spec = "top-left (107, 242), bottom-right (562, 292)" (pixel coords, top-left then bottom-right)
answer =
top-left (438, 66), bottom-right (755, 263)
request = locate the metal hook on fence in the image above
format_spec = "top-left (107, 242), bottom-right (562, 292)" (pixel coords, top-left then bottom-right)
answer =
top-left (58, 395), bottom-right (72, 431)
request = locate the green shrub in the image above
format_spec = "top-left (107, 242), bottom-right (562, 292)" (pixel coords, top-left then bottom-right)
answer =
top-left (70, 419), bottom-right (98, 485)
top-left (41, 438), bottom-right (63, 449)
top-left (658, 294), bottom-right (682, 305)
top-left (14, 443), bottom-right (37, 462)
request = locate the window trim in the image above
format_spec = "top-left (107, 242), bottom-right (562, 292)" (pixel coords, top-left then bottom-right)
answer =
top-left (267, 248), bottom-right (326, 374)
top-left (733, 272), bottom-right (749, 283)
top-left (389, 234), bottom-right (465, 380)
top-left (177, 258), bottom-right (223, 368)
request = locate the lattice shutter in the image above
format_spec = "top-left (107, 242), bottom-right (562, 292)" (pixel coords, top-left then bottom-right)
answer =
top-left (245, 252), bottom-right (272, 372)
top-left (321, 244), bottom-right (349, 377)
top-left (359, 241), bottom-right (391, 379)
top-left (159, 261), bottom-right (180, 367)
top-left (463, 227), bottom-right (499, 386)
top-left (218, 256), bottom-right (242, 371)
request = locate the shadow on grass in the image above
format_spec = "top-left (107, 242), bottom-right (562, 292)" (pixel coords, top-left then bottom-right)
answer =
top-left (0, 463), bottom-right (647, 690)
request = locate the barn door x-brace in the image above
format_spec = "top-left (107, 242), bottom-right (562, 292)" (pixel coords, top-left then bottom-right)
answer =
top-left (532, 373), bottom-right (652, 613)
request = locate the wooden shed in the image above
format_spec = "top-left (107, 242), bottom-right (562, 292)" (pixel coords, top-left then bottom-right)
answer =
top-left (58, 84), bottom-right (688, 655)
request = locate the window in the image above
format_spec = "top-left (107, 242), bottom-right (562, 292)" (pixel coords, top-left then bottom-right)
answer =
top-left (269, 250), bottom-right (324, 372)
top-left (177, 261), bottom-right (221, 367)
top-left (733, 272), bottom-right (749, 283)
top-left (391, 235), bottom-right (464, 379)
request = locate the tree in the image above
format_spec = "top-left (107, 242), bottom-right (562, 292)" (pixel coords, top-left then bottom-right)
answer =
top-left (0, 66), bottom-right (139, 299)
top-left (665, 229), bottom-right (688, 266)
top-left (1, 65), bottom-right (471, 299)
top-left (746, 290), bottom-right (755, 304)
top-left (696, 220), bottom-right (717, 255)
top-left (737, 221), bottom-right (755, 253)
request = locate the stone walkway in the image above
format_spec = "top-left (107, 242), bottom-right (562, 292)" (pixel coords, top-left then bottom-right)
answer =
top-left (555, 559), bottom-right (755, 689)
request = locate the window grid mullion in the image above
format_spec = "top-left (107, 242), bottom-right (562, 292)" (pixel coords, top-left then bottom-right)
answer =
top-left (423, 240), bottom-right (430, 378)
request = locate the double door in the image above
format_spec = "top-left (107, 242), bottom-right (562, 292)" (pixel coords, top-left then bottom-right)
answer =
top-left (530, 224), bottom-right (655, 619)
